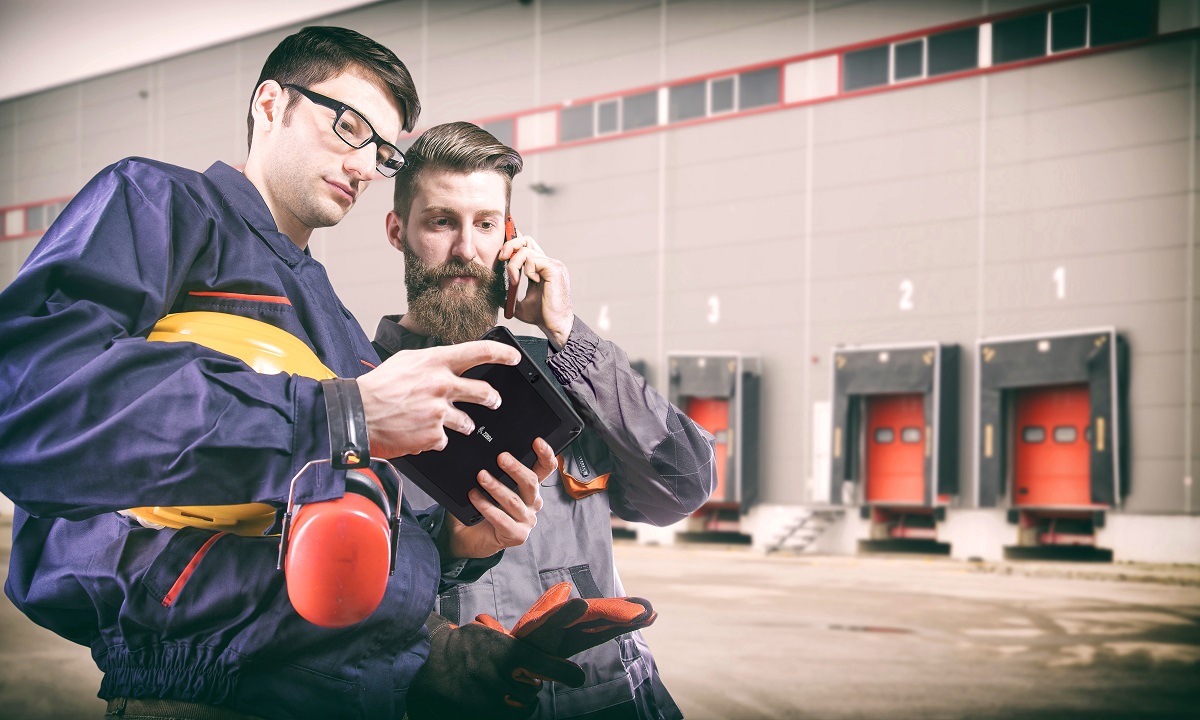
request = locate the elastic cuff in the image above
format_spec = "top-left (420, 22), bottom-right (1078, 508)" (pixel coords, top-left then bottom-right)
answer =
top-left (441, 559), bottom-right (469, 580)
top-left (320, 378), bottom-right (370, 469)
top-left (281, 378), bottom-right (341, 506)
top-left (546, 317), bottom-right (601, 385)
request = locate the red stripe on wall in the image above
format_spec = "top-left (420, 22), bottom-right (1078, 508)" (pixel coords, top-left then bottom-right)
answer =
top-left (3, 13), bottom-right (1196, 241)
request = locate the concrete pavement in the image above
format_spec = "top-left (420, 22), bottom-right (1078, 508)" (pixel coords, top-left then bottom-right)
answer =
top-left (622, 541), bottom-right (1200, 720)
top-left (1, 524), bottom-right (1197, 719)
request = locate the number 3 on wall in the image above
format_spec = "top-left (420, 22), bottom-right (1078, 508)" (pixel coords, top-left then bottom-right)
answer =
top-left (899, 279), bottom-right (914, 311)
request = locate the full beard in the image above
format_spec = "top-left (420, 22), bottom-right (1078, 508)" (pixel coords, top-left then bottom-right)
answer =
top-left (402, 239), bottom-right (507, 345)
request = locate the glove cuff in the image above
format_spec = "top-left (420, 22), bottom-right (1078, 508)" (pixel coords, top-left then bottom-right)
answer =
top-left (426, 612), bottom-right (455, 636)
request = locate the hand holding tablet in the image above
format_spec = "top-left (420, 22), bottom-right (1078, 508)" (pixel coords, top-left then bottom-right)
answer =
top-left (392, 325), bottom-right (583, 526)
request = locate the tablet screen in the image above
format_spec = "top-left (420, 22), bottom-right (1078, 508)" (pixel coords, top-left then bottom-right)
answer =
top-left (405, 362), bottom-right (559, 512)
top-left (391, 325), bottom-right (583, 525)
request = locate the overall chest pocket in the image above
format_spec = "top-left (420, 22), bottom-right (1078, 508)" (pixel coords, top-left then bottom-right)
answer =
top-left (179, 292), bottom-right (301, 332)
top-left (539, 563), bottom-right (603, 600)
top-left (140, 526), bottom-right (229, 608)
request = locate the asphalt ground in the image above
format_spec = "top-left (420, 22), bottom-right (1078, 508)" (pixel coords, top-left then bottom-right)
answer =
top-left (1, 524), bottom-right (1197, 719)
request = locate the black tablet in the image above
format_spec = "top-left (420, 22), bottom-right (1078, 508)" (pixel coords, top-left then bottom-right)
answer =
top-left (392, 326), bottom-right (584, 525)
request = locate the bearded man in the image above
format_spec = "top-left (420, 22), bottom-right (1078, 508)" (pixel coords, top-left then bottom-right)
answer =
top-left (373, 122), bottom-right (716, 720)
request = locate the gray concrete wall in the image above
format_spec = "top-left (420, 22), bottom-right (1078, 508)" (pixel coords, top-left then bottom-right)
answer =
top-left (1, 0), bottom-right (1197, 518)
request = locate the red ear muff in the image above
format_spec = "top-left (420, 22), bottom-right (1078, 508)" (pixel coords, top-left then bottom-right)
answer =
top-left (283, 468), bottom-right (393, 628)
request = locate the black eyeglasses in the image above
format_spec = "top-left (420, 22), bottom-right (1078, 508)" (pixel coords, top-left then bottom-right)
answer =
top-left (281, 84), bottom-right (405, 177)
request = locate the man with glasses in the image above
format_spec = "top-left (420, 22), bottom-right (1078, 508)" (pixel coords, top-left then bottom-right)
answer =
top-left (0, 26), bottom-right (549, 720)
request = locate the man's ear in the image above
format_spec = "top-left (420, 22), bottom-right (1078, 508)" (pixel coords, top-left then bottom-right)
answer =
top-left (385, 210), bottom-right (406, 252)
top-left (251, 80), bottom-right (285, 133)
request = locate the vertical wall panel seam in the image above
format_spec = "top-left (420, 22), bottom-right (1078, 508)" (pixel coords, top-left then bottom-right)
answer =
top-left (156, 64), bottom-right (165, 162)
top-left (1186, 36), bottom-right (1197, 513)
top-left (973, 0), bottom-right (990, 509)
top-left (234, 43), bottom-right (243, 163)
top-left (75, 85), bottom-right (82, 190)
top-left (419, 0), bottom-right (429, 109)
top-left (802, 0), bottom-right (816, 505)
top-left (532, 0), bottom-right (542, 236)
top-left (10, 100), bottom-right (18, 279)
top-left (655, 0), bottom-right (667, 393)
top-left (146, 66), bottom-right (154, 166)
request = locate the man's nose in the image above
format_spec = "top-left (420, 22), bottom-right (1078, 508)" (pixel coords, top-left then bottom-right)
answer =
top-left (345, 143), bottom-right (377, 182)
top-left (450, 227), bottom-right (478, 262)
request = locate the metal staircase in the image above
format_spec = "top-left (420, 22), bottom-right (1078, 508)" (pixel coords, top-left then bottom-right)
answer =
top-left (765, 507), bottom-right (843, 554)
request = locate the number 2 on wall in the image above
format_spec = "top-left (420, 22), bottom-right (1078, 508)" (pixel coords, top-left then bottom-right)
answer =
top-left (899, 279), bottom-right (914, 311)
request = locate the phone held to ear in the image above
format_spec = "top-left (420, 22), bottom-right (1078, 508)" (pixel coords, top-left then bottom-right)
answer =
top-left (504, 214), bottom-right (519, 319)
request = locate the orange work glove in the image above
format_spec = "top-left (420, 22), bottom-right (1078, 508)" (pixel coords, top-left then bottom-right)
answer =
top-left (501, 581), bottom-right (658, 659)
top-left (406, 611), bottom-right (584, 720)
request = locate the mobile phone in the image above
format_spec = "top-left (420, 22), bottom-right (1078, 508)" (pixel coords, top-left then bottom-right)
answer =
top-left (504, 214), bottom-right (519, 319)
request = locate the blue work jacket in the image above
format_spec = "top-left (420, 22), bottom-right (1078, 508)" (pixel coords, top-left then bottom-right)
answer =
top-left (0, 159), bottom-right (440, 719)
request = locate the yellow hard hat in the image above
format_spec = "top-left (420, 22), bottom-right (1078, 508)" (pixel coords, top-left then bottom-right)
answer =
top-left (147, 311), bottom-right (336, 379)
top-left (127, 311), bottom-right (336, 536)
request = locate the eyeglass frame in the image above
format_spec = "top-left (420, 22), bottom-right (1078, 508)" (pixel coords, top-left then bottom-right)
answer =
top-left (280, 83), bottom-right (406, 177)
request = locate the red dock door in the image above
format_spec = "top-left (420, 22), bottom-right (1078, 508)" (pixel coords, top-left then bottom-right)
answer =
top-left (865, 393), bottom-right (925, 504)
top-left (1014, 384), bottom-right (1091, 507)
top-left (685, 397), bottom-right (729, 501)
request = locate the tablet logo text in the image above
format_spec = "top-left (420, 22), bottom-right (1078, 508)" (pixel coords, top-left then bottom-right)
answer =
top-left (476, 426), bottom-right (494, 443)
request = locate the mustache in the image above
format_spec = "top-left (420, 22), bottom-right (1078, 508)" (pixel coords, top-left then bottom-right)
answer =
top-left (419, 257), bottom-right (499, 283)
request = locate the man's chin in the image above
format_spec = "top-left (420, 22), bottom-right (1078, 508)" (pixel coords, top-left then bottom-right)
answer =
top-left (439, 280), bottom-right (479, 294)
top-left (307, 206), bottom-right (347, 230)
top-left (407, 292), bottom-right (501, 344)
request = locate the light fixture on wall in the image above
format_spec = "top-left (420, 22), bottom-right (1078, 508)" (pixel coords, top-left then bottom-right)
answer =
top-left (529, 182), bottom-right (555, 196)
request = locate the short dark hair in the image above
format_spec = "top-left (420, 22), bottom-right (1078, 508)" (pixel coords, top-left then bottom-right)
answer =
top-left (393, 122), bottom-right (523, 220)
top-left (247, 26), bottom-right (420, 150)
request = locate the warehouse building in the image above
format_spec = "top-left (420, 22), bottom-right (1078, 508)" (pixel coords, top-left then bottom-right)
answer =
top-left (1, 0), bottom-right (1197, 564)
